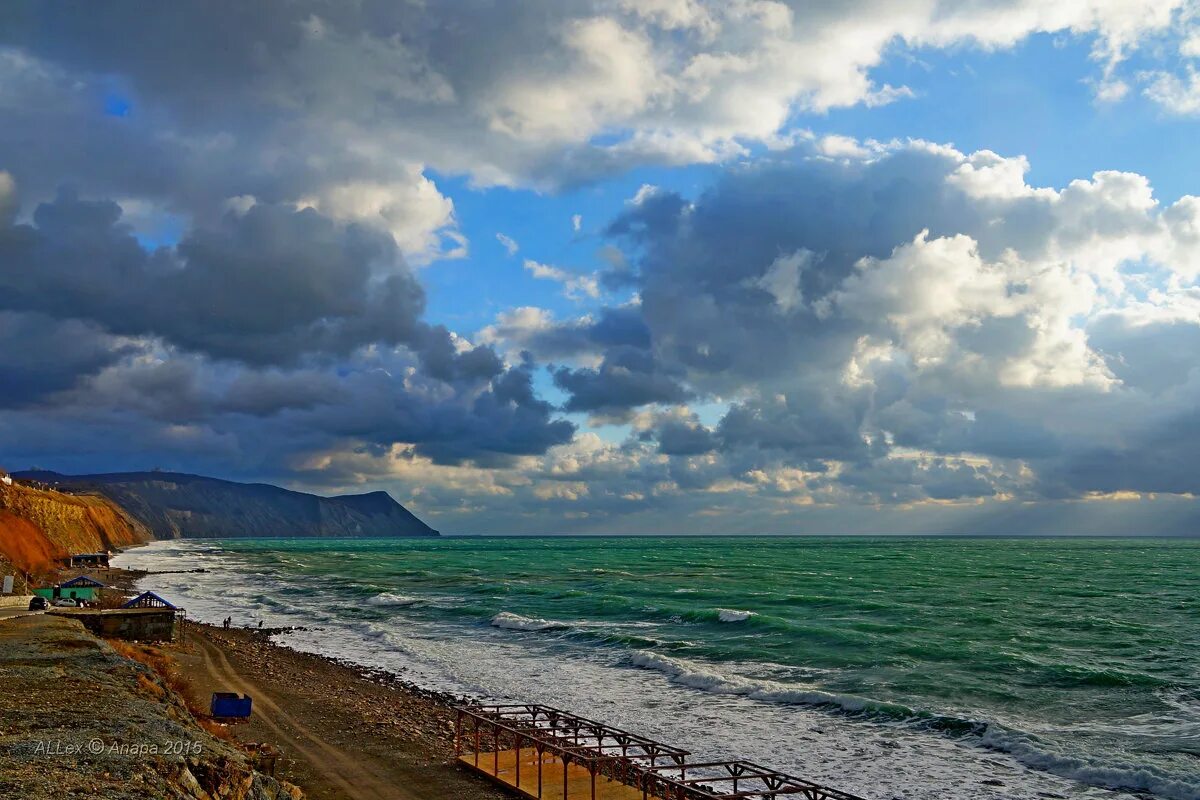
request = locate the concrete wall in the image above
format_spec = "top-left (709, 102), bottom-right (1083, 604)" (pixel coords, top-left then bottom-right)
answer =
top-left (49, 609), bottom-right (178, 642)
top-left (0, 594), bottom-right (35, 609)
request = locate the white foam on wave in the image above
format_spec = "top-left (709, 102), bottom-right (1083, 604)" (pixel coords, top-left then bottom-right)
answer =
top-left (630, 650), bottom-right (1200, 800)
top-left (364, 592), bottom-right (421, 607)
top-left (717, 608), bottom-right (753, 623)
top-left (491, 611), bottom-right (568, 632)
top-left (629, 650), bottom-right (879, 713)
top-left (980, 727), bottom-right (1200, 800)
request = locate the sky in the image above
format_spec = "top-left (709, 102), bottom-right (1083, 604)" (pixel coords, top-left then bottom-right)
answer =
top-left (1, 1), bottom-right (1200, 535)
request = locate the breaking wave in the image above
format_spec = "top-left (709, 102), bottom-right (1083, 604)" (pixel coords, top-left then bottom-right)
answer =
top-left (717, 608), bottom-right (754, 623)
top-left (629, 650), bottom-right (904, 715)
top-left (490, 611), bottom-right (569, 631)
top-left (364, 592), bottom-right (422, 607)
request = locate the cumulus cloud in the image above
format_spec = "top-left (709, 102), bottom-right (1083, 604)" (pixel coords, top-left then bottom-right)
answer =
top-left (3, 2), bottom-right (1200, 531)
top-left (553, 346), bottom-right (690, 415)
top-left (0, 190), bottom-right (423, 364)
top-left (478, 306), bottom-right (652, 364)
top-left (0, 0), bottom-right (1194, 208)
top-left (0, 184), bottom-right (574, 469)
top-left (523, 259), bottom-right (601, 300)
top-left (297, 171), bottom-right (466, 264)
top-left (557, 138), bottom-right (1200, 510)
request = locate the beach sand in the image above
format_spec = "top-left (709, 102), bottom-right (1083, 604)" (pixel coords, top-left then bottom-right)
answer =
top-left (173, 621), bottom-right (510, 800)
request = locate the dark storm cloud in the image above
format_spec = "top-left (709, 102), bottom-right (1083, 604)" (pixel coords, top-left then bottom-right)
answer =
top-left (1088, 313), bottom-right (1200, 394)
top-left (716, 392), bottom-right (877, 465)
top-left (553, 345), bottom-right (689, 414)
top-left (414, 324), bottom-right (504, 385)
top-left (0, 312), bottom-right (138, 407)
top-left (416, 360), bottom-right (576, 465)
top-left (482, 306), bottom-right (652, 363)
top-left (878, 403), bottom-right (1063, 461)
top-left (656, 419), bottom-right (716, 456)
top-left (835, 457), bottom-right (1000, 503)
top-left (0, 191), bottom-right (424, 364)
top-left (2, 344), bottom-right (575, 473)
top-left (0, 187), bottom-right (573, 468)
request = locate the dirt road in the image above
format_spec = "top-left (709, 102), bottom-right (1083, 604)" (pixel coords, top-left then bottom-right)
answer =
top-left (179, 625), bottom-right (507, 800)
top-left (190, 630), bottom-right (404, 800)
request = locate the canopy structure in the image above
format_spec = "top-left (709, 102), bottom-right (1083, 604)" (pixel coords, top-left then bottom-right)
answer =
top-left (121, 590), bottom-right (178, 609)
top-left (455, 704), bottom-right (866, 800)
top-left (59, 575), bottom-right (107, 589)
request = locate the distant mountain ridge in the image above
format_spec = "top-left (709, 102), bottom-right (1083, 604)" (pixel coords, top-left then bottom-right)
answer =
top-left (13, 470), bottom-right (438, 539)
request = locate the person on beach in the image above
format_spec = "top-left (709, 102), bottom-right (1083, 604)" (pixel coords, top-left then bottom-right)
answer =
top-left (222, 616), bottom-right (231, 629)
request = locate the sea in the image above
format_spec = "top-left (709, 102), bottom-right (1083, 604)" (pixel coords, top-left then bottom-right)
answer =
top-left (113, 536), bottom-right (1200, 800)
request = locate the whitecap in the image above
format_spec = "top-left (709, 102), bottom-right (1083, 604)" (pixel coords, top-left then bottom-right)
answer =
top-left (490, 611), bottom-right (568, 632)
top-left (717, 608), bottom-right (753, 623)
top-left (364, 592), bottom-right (421, 607)
top-left (629, 650), bottom-right (887, 715)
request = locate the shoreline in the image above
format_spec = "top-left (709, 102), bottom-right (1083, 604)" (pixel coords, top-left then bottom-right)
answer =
top-left (172, 619), bottom-right (509, 800)
top-left (87, 555), bottom-right (510, 800)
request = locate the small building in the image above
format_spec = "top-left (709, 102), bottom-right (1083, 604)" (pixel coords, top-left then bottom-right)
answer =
top-left (47, 590), bottom-right (185, 642)
top-left (65, 552), bottom-right (111, 569)
top-left (0, 472), bottom-right (12, 486)
top-left (49, 607), bottom-right (182, 642)
top-left (33, 575), bottom-right (107, 602)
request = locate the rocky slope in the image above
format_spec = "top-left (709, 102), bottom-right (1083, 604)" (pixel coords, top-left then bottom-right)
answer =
top-left (15, 470), bottom-right (438, 539)
top-left (0, 478), bottom-right (151, 574)
top-left (0, 615), bottom-right (302, 800)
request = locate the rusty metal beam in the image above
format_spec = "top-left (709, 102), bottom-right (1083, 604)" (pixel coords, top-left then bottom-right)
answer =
top-left (454, 705), bottom-right (867, 800)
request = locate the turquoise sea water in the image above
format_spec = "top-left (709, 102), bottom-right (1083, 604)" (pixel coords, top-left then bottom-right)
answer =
top-left (118, 537), bottom-right (1200, 799)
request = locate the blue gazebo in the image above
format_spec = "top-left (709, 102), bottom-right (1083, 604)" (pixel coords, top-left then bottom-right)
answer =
top-left (121, 591), bottom-right (179, 609)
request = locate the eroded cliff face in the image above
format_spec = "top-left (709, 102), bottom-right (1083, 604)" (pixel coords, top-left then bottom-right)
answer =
top-left (0, 509), bottom-right (66, 574)
top-left (0, 480), bottom-right (151, 573)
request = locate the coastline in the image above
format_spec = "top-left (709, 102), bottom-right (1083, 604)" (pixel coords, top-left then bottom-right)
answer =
top-left (103, 544), bottom-right (511, 800)
top-left (0, 549), bottom-right (509, 800)
top-left (111, 538), bottom-right (1200, 800)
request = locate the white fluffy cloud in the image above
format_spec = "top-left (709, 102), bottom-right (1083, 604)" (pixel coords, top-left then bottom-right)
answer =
top-left (541, 137), bottom-right (1200, 520)
top-left (298, 170), bottom-right (465, 264)
top-left (524, 259), bottom-right (602, 300)
top-left (4, 3), bottom-right (1200, 532)
top-left (1142, 67), bottom-right (1200, 115)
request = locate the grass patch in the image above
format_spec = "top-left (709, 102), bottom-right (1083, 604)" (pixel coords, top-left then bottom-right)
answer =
top-left (108, 639), bottom-right (236, 742)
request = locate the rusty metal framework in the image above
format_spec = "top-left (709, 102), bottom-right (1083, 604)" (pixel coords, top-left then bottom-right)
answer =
top-left (640, 760), bottom-right (866, 800)
top-left (454, 704), bottom-right (866, 800)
